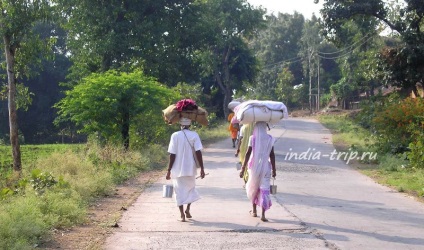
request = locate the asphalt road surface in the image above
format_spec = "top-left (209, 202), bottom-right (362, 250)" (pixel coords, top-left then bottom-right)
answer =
top-left (104, 117), bottom-right (424, 250)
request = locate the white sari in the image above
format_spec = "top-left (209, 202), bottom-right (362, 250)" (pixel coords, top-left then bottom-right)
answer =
top-left (245, 122), bottom-right (275, 211)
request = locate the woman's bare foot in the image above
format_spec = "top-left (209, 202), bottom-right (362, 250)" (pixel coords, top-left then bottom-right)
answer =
top-left (185, 210), bottom-right (192, 219)
top-left (260, 216), bottom-right (268, 222)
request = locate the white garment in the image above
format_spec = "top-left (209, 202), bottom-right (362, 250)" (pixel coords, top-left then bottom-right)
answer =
top-left (167, 129), bottom-right (203, 178)
top-left (245, 122), bottom-right (275, 204)
top-left (173, 176), bottom-right (201, 206)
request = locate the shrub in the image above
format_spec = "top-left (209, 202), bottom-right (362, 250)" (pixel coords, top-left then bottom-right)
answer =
top-left (0, 194), bottom-right (48, 250)
top-left (35, 151), bottom-right (114, 200)
top-left (407, 129), bottom-right (424, 169)
top-left (373, 97), bottom-right (424, 153)
top-left (39, 188), bottom-right (87, 228)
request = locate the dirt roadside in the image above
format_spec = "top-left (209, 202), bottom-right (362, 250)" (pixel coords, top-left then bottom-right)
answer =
top-left (39, 169), bottom-right (165, 250)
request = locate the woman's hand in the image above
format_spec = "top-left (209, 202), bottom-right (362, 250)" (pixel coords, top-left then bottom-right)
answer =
top-left (272, 169), bottom-right (276, 178)
top-left (200, 169), bottom-right (206, 179)
top-left (166, 170), bottom-right (171, 180)
top-left (239, 167), bottom-right (245, 178)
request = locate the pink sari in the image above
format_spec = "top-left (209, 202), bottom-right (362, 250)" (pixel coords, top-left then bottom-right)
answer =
top-left (245, 122), bottom-right (275, 211)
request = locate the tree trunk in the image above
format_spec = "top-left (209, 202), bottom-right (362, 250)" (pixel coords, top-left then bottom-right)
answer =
top-left (214, 46), bottom-right (233, 119)
top-left (121, 110), bottom-right (130, 150)
top-left (4, 35), bottom-right (22, 172)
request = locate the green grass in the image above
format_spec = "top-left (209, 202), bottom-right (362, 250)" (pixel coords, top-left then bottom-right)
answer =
top-left (318, 114), bottom-right (375, 152)
top-left (318, 113), bottom-right (424, 201)
top-left (197, 121), bottom-right (229, 145)
top-left (1, 144), bottom-right (84, 189)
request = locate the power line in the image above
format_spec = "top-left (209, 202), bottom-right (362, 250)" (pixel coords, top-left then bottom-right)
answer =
top-left (260, 31), bottom-right (376, 67)
top-left (317, 35), bottom-right (375, 60)
top-left (317, 32), bottom-right (375, 56)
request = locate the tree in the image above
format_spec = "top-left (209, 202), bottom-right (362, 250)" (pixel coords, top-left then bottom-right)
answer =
top-left (55, 70), bottom-right (175, 149)
top-left (0, 0), bottom-right (53, 172)
top-left (56, 0), bottom-right (201, 86)
top-left (275, 67), bottom-right (295, 106)
top-left (195, 0), bottom-right (266, 118)
top-left (251, 12), bottom-right (305, 100)
top-left (320, 0), bottom-right (424, 95)
top-left (300, 17), bottom-right (324, 112)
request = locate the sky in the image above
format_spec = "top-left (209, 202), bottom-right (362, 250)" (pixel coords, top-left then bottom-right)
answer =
top-left (246, 0), bottom-right (324, 19)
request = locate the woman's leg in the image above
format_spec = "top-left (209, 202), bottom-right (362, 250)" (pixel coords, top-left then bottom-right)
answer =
top-left (251, 203), bottom-right (257, 217)
top-left (261, 207), bottom-right (268, 222)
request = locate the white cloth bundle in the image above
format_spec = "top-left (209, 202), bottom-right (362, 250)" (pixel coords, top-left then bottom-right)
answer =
top-left (235, 100), bottom-right (288, 124)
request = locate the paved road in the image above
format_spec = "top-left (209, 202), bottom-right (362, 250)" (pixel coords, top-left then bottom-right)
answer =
top-left (104, 117), bottom-right (424, 250)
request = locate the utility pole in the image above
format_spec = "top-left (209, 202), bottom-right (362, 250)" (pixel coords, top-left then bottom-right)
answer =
top-left (317, 56), bottom-right (320, 111)
top-left (308, 47), bottom-right (314, 114)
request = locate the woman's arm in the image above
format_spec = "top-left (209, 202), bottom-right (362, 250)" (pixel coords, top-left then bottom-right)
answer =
top-left (270, 147), bottom-right (276, 178)
top-left (239, 146), bottom-right (252, 178)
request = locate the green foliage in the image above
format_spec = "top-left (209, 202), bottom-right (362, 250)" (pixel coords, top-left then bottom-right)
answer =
top-left (320, 112), bottom-right (424, 199)
top-left (38, 188), bottom-right (86, 228)
top-left (55, 70), bottom-right (176, 147)
top-left (321, 0), bottom-right (424, 91)
top-left (57, 0), bottom-right (200, 85)
top-left (407, 131), bottom-right (424, 169)
top-left (28, 169), bottom-right (58, 195)
top-left (373, 97), bottom-right (424, 153)
top-left (0, 194), bottom-right (49, 250)
top-left (319, 113), bottom-right (375, 153)
top-left (36, 151), bottom-right (114, 200)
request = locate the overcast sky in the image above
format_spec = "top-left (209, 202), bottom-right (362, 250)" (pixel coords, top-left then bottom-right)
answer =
top-left (246, 0), bottom-right (323, 18)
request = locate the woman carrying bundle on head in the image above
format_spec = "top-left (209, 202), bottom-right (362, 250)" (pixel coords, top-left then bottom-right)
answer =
top-left (239, 121), bottom-right (276, 222)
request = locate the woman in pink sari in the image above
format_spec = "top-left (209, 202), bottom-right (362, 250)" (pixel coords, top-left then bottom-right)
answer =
top-left (239, 122), bottom-right (276, 222)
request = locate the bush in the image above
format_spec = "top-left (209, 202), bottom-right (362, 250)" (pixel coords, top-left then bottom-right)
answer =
top-left (39, 188), bottom-right (87, 228)
top-left (373, 97), bottom-right (424, 153)
top-left (407, 131), bottom-right (424, 169)
top-left (0, 194), bottom-right (48, 250)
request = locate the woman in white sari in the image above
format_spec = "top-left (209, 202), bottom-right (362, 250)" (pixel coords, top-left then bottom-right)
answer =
top-left (239, 122), bottom-right (276, 222)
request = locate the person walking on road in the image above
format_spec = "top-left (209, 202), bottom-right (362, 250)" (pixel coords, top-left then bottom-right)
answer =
top-left (166, 118), bottom-right (206, 222)
top-left (227, 111), bottom-right (239, 148)
top-left (235, 122), bottom-right (254, 184)
top-left (239, 121), bottom-right (276, 222)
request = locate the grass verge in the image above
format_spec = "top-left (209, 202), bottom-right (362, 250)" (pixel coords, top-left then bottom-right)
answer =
top-left (318, 113), bottom-right (424, 202)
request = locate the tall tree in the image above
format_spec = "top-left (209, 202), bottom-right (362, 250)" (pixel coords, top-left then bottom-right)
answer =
top-left (0, 0), bottom-right (52, 172)
top-left (195, 0), bottom-right (266, 118)
top-left (251, 12), bottom-right (305, 100)
top-left (56, 0), bottom-right (201, 86)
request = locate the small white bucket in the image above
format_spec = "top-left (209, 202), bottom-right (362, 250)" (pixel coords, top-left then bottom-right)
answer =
top-left (236, 162), bottom-right (242, 170)
top-left (162, 184), bottom-right (173, 198)
top-left (270, 178), bottom-right (277, 195)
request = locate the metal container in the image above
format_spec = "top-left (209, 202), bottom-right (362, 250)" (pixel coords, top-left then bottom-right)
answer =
top-left (162, 184), bottom-right (173, 198)
top-left (236, 162), bottom-right (242, 170)
top-left (270, 178), bottom-right (277, 195)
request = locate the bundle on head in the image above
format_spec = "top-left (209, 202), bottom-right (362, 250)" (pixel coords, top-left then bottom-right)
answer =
top-left (162, 99), bottom-right (208, 126)
top-left (175, 99), bottom-right (198, 111)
